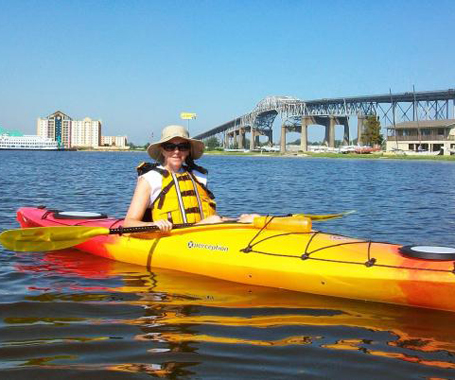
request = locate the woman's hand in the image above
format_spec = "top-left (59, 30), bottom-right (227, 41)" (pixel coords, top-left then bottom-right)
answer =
top-left (237, 214), bottom-right (261, 223)
top-left (196, 215), bottom-right (224, 224)
top-left (153, 219), bottom-right (173, 232)
top-left (196, 214), bottom-right (261, 225)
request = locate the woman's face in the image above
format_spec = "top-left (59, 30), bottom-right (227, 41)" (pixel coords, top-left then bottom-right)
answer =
top-left (161, 137), bottom-right (191, 169)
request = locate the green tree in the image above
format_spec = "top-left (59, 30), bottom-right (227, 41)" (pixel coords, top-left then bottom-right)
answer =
top-left (127, 142), bottom-right (146, 150)
top-left (287, 138), bottom-right (301, 145)
top-left (205, 136), bottom-right (220, 150)
top-left (361, 115), bottom-right (383, 146)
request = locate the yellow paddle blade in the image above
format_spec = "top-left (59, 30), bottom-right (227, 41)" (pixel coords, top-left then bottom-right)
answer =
top-left (0, 226), bottom-right (110, 252)
top-left (297, 210), bottom-right (356, 221)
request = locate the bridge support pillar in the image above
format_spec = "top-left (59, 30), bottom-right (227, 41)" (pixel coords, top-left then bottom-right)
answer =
top-left (223, 132), bottom-right (228, 148)
top-left (329, 116), bottom-right (336, 148)
top-left (227, 131), bottom-right (235, 148)
top-left (237, 129), bottom-right (245, 149)
top-left (300, 116), bottom-right (311, 151)
top-left (280, 124), bottom-right (287, 153)
top-left (250, 127), bottom-right (255, 151)
top-left (231, 133), bottom-right (236, 148)
top-left (266, 129), bottom-right (273, 146)
top-left (324, 120), bottom-right (329, 146)
top-left (357, 115), bottom-right (365, 145)
top-left (341, 117), bottom-right (350, 145)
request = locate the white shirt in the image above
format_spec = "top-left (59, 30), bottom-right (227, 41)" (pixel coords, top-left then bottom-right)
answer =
top-left (140, 166), bottom-right (208, 206)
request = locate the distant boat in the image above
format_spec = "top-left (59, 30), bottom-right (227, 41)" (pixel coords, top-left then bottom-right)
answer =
top-left (354, 146), bottom-right (381, 154)
top-left (259, 146), bottom-right (280, 152)
top-left (0, 134), bottom-right (61, 150)
top-left (223, 148), bottom-right (250, 153)
top-left (340, 145), bottom-right (357, 154)
top-left (309, 145), bottom-right (330, 153)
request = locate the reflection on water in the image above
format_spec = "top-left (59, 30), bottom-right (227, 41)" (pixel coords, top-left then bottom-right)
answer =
top-left (1, 249), bottom-right (455, 378)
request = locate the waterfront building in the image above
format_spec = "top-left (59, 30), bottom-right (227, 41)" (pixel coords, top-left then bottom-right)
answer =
top-left (386, 119), bottom-right (455, 155)
top-left (0, 130), bottom-right (59, 150)
top-left (37, 110), bottom-right (127, 150)
top-left (101, 135), bottom-right (128, 148)
top-left (71, 117), bottom-right (101, 148)
top-left (37, 111), bottom-right (73, 148)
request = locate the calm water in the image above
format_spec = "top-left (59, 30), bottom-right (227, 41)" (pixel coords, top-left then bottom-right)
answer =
top-left (1, 151), bottom-right (455, 379)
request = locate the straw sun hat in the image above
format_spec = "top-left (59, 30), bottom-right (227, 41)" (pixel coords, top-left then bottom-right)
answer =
top-left (147, 125), bottom-right (205, 162)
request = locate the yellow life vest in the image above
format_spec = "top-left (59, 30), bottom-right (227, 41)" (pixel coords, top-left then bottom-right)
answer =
top-left (150, 170), bottom-right (217, 224)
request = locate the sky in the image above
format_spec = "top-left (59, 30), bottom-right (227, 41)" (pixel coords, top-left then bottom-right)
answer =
top-left (0, 0), bottom-right (454, 144)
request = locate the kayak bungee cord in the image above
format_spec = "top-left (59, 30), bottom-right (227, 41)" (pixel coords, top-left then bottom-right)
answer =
top-left (240, 215), bottom-right (276, 253)
top-left (241, 223), bottom-right (455, 275)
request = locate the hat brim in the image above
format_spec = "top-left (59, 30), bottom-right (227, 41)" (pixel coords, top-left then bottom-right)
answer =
top-left (147, 136), bottom-right (204, 162)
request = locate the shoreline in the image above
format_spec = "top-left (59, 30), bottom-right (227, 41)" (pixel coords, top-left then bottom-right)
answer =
top-left (203, 150), bottom-right (455, 161)
top-left (10, 148), bottom-right (454, 161)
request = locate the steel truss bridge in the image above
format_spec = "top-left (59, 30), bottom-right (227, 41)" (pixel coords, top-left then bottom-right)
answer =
top-left (193, 89), bottom-right (455, 152)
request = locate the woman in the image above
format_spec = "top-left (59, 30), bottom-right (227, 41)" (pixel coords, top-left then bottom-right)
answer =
top-left (124, 125), bottom-right (257, 231)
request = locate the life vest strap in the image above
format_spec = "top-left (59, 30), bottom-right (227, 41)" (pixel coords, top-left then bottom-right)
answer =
top-left (136, 162), bottom-right (169, 177)
top-left (137, 162), bottom-right (209, 178)
top-left (170, 172), bottom-right (188, 223)
top-left (180, 190), bottom-right (196, 196)
top-left (198, 180), bottom-right (215, 200)
top-left (177, 174), bottom-right (192, 182)
top-left (185, 207), bottom-right (202, 214)
top-left (157, 180), bottom-right (176, 209)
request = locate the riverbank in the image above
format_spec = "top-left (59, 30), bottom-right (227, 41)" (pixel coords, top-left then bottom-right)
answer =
top-left (204, 150), bottom-right (455, 161)
top-left (71, 148), bottom-right (455, 161)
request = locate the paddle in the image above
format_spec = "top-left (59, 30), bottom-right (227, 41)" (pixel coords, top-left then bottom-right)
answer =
top-left (0, 224), bottom-right (187, 252)
top-left (294, 210), bottom-right (355, 221)
top-left (0, 211), bottom-right (354, 252)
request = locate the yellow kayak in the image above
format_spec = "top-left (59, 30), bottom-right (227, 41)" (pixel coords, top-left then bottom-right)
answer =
top-left (12, 207), bottom-right (455, 313)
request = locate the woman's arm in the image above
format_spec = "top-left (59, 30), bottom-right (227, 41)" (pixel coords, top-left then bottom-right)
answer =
top-left (196, 214), bottom-right (261, 225)
top-left (123, 178), bottom-right (172, 231)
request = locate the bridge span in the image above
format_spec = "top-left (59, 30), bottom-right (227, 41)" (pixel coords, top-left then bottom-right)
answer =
top-left (193, 89), bottom-right (455, 152)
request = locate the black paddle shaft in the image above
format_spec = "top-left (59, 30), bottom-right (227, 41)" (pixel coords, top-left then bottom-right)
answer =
top-left (109, 223), bottom-right (195, 235)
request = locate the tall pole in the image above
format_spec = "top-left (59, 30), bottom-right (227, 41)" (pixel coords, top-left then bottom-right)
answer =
top-left (390, 88), bottom-right (398, 149)
top-left (413, 85), bottom-right (421, 150)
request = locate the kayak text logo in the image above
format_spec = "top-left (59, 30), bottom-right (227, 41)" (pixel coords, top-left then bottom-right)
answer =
top-left (187, 241), bottom-right (229, 252)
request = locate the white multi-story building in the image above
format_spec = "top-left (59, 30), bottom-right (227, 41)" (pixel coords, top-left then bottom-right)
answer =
top-left (101, 135), bottom-right (128, 148)
top-left (37, 110), bottom-right (129, 150)
top-left (37, 111), bottom-right (103, 149)
top-left (71, 117), bottom-right (101, 148)
top-left (37, 111), bottom-right (72, 148)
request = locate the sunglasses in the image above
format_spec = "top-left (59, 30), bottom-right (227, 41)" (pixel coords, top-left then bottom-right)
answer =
top-left (161, 142), bottom-right (191, 152)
